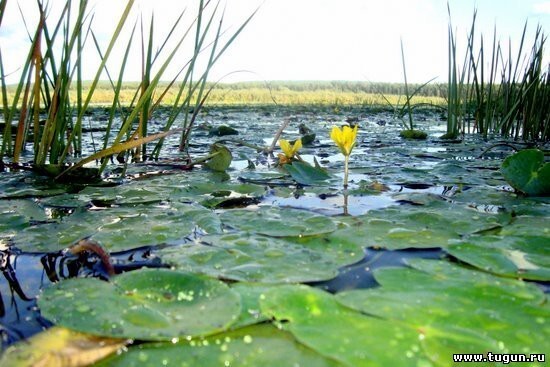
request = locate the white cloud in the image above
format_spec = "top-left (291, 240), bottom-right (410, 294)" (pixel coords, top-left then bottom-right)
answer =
top-left (533, 1), bottom-right (550, 14)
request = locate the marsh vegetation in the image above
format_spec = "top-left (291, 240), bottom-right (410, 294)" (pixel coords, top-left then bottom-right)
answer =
top-left (0, 1), bottom-right (549, 366)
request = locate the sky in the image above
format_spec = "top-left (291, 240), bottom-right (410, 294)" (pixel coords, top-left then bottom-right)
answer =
top-left (1, 0), bottom-right (549, 84)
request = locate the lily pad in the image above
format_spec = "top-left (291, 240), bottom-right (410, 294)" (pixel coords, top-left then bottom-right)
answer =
top-left (501, 149), bottom-right (550, 196)
top-left (499, 215), bottom-right (550, 237)
top-left (78, 184), bottom-right (170, 206)
top-left (220, 207), bottom-right (337, 237)
top-left (96, 324), bottom-right (342, 367)
top-left (11, 202), bottom-right (221, 252)
top-left (204, 143), bottom-right (233, 172)
top-left (230, 283), bottom-right (274, 328)
top-left (284, 161), bottom-right (331, 185)
top-left (260, 285), bottom-right (429, 367)
top-left (0, 326), bottom-right (126, 367)
top-left (208, 125), bottom-right (239, 136)
top-left (336, 259), bottom-right (550, 363)
top-left (331, 201), bottom-right (511, 250)
top-left (159, 232), bottom-right (363, 283)
top-left (167, 180), bottom-right (267, 207)
top-left (38, 268), bottom-right (241, 340)
top-left (447, 235), bottom-right (550, 280)
top-left (0, 199), bottom-right (48, 234)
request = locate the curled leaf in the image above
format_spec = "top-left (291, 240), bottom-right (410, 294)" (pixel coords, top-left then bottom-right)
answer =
top-left (0, 326), bottom-right (128, 367)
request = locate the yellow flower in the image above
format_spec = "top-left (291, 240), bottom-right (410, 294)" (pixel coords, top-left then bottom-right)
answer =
top-left (278, 138), bottom-right (302, 164)
top-left (330, 125), bottom-right (358, 156)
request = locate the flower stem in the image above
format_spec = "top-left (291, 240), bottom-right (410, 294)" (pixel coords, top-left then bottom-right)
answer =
top-left (343, 154), bottom-right (349, 189)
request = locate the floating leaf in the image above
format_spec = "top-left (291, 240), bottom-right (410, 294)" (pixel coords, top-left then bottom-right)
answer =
top-left (260, 285), bottom-right (427, 367)
top-left (78, 184), bottom-right (169, 206)
top-left (34, 164), bottom-right (101, 183)
top-left (204, 143), bottom-right (233, 172)
top-left (160, 232), bottom-right (363, 283)
top-left (38, 268), bottom-right (241, 340)
top-left (208, 124), bottom-right (239, 136)
top-left (0, 326), bottom-right (126, 367)
top-left (0, 199), bottom-right (48, 234)
top-left (499, 215), bottom-right (550, 237)
top-left (12, 202), bottom-right (221, 252)
top-left (331, 201), bottom-right (511, 250)
top-left (230, 283), bottom-right (274, 328)
top-left (399, 129), bottom-right (428, 140)
top-left (336, 259), bottom-right (549, 363)
top-left (284, 161), bottom-right (331, 185)
top-left (0, 171), bottom-right (67, 199)
top-left (447, 235), bottom-right (550, 280)
top-left (238, 170), bottom-right (290, 186)
top-left (96, 324), bottom-right (341, 367)
top-left (501, 149), bottom-right (550, 196)
top-left (220, 207), bottom-right (337, 237)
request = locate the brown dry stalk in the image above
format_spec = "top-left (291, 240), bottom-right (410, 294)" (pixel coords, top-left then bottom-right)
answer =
top-left (68, 238), bottom-right (115, 276)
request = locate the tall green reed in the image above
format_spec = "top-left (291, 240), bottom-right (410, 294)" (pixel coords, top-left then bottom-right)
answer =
top-left (398, 38), bottom-right (436, 134)
top-left (0, 0), bottom-right (256, 179)
top-left (445, 5), bottom-right (549, 141)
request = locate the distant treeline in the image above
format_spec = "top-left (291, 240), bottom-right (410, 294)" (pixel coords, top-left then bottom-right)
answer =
top-left (83, 80), bottom-right (447, 106)
top-left (211, 80), bottom-right (448, 98)
top-left (5, 80), bottom-right (448, 106)
top-left (78, 80), bottom-right (448, 97)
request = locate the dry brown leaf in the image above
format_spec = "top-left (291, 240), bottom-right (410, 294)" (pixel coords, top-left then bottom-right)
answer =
top-left (0, 327), bottom-right (129, 367)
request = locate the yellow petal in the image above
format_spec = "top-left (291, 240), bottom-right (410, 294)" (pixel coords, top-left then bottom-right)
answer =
top-left (279, 139), bottom-right (292, 158)
top-left (292, 139), bottom-right (302, 154)
top-left (330, 126), bottom-right (342, 145)
top-left (279, 138), bottom-right (302, 159)
top-left (330, 125), bottom-right (358, 156)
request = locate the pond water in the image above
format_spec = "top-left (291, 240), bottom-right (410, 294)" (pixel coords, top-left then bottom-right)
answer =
top-left (1, 105), bottom-right (548, 365)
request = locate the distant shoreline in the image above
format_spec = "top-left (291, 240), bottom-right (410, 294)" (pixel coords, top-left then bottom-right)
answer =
top-left (4, 80), bottom-right (447, 107)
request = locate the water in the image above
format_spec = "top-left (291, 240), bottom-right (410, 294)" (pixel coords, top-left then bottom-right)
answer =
top-left (1, 105), bottom-right (548, 349)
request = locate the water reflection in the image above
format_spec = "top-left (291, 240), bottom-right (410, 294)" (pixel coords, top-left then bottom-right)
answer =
top-left (270, 191), bottom-right (395, 216)
top-left (0, 245), bottom-right (161, 348)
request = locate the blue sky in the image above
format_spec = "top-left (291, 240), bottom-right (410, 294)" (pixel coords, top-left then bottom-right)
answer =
top-left (1, 0), bottom-right (549, 83)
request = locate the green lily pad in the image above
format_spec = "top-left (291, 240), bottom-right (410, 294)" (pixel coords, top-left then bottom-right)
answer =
top-left (499, 215), bottom-right (550, 237)
top-left (220, 207), bottom-right (337, 237)
top-left (159, 232), bottom-right (363, 283)
top-left (0, 199), bottom-right (48, 234)
top-left (260, 285), bottom-right (430, 367)
top-left (447, 186), bottom-right (550, 217)
top-left (336, 259), bottom-right (549, 362)
top-left (38, 268), bottom-right (241, 340)
top-left (208, 124), bottom-right (239, 136)
top-left (238, 171), bottom-right (290, 186)
top-left (284, 161), bottom-right (331, 185)
top-left (332, 201), bottom-right (511, 250)
top-left (162, 179), bottom-right (267, 207)
top-left (78, 184), bottom-right (170, 206)
top-left (0, 171), bottom-right (69, 199)
top-left (204, 143), bottom-right (233, 172)
top-left (399, 129), bottom-right (428, 140)
top-left (447, 235), bottom-right (550, 280)
top-left (38, 193), bottom-right (89, 209)
top-left (12, 202), bottom-right (221, 252)
top-left (96, 324), bottom-right (342, 367)
top-left (501, 149), bottom-right (550, 196)
top-left (230, 283), bottom-right (273, 328)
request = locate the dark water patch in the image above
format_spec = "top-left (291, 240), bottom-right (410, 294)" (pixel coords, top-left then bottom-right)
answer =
top-left (310, 248), bottom-right (446, 293)
top-left (0, 245), bottom-right (164, 348)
